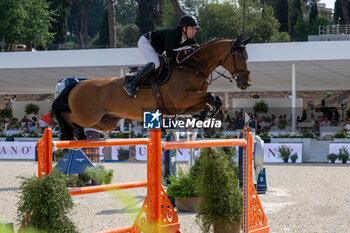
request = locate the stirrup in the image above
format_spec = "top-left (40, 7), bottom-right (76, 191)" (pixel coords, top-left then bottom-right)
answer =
top-left (124, 85), bottom-right (137, 98)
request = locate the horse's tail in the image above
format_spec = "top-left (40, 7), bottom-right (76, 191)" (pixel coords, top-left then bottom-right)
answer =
top-left (52, 82), bottom-right (78, 140)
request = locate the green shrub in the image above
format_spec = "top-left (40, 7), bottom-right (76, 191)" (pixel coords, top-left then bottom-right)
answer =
top-left (25, 103), bottom-right (40, 115)
top-left (327, 153), bottom-right (338, 162)
top-left (166, 167), bottom-right (198, 198)
top-left (278, 145), bottom-right (291, 161)
top-left (84, 165), bottom-right (114, 185)
top-left (290, 153), bottom-right (298, 160)
top-left (253, 100), bottom-right (268, 114)
top-left (196, 148), bottom-right (242, 232)
top-left (334, 130), bottom-right (347, 139)
top-left (0, 108), bottom-right (13, 118)
top-left (17, 170), bottom-right (78, 233)
top-left (338, 147), bottom-right (350, 163)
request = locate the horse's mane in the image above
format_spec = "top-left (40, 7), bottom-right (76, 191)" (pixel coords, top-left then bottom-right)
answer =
top-left (176, 38), bottom-right (227, 64)
top-left (199, 38), bottom-right (226, 48)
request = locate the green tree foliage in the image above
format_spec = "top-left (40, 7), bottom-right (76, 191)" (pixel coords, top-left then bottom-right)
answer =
top-left (116, 24), bottom-right (141, 47)
top-left (160, 0), bottom-right (179, 28)
top-left (0, 0), bottom-right (24, 51)
top-left (309, 1), bottom-right (318, 24)
top-left (136, 1), bottom-right (154, 33)
top-left (21, 0), bottom-right (55, 49)
top-left (196, 2), bottom-right (242, 42)
top-left (290, 0), bottom-right (302, 40)
top-left (295, 17), bottom-right (308, 41)
top-left (115, 0), bottom-right (138, 25)
top-left (276, 0), bottom-right (289, 32)
top-left (97, 8), bottom-right (109, 46)
top-left (87, 0), bottom-right (105, 37)
top-left (308, 12), bottom-right (333, 35)
top-left (0, 0), bottom-right (54, 51)
top-left (333, 0), bottom-right (346, 24)
top-left (196, 2), bottom-right (288, 43)
top-left (17, 170), bottom-right (78, 233)
top-left (47, 0), bottom-right (71, 45)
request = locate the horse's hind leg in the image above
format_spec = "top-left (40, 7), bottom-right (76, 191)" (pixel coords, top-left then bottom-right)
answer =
top-left (62, 112), bottom-right (87, 140)
top-left (92, 115), bottom-right (121, 132)
top-left (52, 100), bottom-right (74, 140)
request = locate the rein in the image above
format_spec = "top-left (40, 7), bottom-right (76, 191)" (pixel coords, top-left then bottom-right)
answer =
top-left (176, 40), bottom-right (250, 86)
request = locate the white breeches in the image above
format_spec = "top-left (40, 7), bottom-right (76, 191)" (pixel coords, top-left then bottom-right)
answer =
top-left (138, 35), bottom-right (160, 69)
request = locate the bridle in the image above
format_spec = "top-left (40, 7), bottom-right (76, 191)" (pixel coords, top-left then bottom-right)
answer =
top-left (177, 40), bottom-right (250, 85)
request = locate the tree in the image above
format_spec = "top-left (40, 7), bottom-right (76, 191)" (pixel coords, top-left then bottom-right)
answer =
top-left (170, 0), bottom-right (185, 18)
top-left (255, 4), bottom-right (282, 42)
top-left (334, 0), bottom-right (342, 24)
top-left (275, 0), bottom-right (289, 32)
top-left (340, 0), bottom-right (350, 24)
top-left (333, 0), bottom-right (347, 24)
top-left (136, 1), bottom-right (155, 33)
top-left (295, 17), bottom-right (308, 41)
top-left (160, 0), bottom-right (179, 28)
top-left (0, 0), bottom-right (24, 51)
top-left (47, 0), bottom-right (71, 45)
top-left (290, 0), bottom-right (302, 40)
top-left (107, 0), bottom-right (116, 48)
top-left (309, 1), bottom-right (318, 24)
top-left (86, 0), bottom-right (105, 38)
top-left (71, 0), bottom-right (91, 47)
top-left (115, 0), bottom-right (138, 25)
top-left (20, 0), bottom-right (55, 50)
top-left (309, 12), bottom-right (333, 35)
top-left (97, 8), bottom-right (109, 46)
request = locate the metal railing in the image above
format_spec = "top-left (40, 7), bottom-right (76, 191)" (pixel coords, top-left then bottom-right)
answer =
top-left (319, 25), bottom-right (350, 35)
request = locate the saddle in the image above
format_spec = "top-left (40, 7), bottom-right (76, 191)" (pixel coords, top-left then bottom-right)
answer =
top-left (125, 56), bottom-right (171, 89)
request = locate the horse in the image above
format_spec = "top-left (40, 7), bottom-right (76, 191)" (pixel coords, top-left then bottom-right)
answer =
top-left (52, 35), bottom-right (252, 140)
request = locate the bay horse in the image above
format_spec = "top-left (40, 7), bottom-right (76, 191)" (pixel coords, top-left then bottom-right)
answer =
top-left (52, 35), bottom-right (252, 140)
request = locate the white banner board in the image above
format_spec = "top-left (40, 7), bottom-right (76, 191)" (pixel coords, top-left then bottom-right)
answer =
top-left (263, 143), bottom-right (302, 163)
top-left (0, 142), bottom-right (37, 159)
top-left (329, 143), bottom-right (350, 163)
top-left (135, 145), bottom-right (201, 162)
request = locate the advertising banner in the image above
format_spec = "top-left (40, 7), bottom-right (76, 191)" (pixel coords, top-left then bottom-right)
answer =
top-left (0, 142), bottom-right (37, 159)
top-left (263, 143), bottom-right (302, 163)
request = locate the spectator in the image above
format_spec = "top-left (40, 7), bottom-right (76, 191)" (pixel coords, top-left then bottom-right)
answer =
top-left (4, 95), bottom-right (11, 109)
top-left (301, 110), bottom-right (307, 122)
top-left (21, 116), bottom-right (28, 127)
top-left (38, 116), bottom-right (48, 132)
top-left (27, 121), bottom-right (35, 133)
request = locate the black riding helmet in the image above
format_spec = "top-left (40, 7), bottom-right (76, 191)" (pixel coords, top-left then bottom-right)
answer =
top-left (178, 15), bottom-right (200, 28)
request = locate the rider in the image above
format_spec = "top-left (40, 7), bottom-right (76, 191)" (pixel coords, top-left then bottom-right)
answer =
top-left (124, 14), bottom-right (200, 98)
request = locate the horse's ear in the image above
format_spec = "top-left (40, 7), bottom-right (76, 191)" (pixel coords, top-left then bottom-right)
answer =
top-left (243, 36), bottom-right (253, 45)
top-left (234, 34), bottom-right (243, 45)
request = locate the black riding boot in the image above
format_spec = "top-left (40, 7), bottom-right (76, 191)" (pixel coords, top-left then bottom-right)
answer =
top-left (124, 62), bottom-right (155, 98)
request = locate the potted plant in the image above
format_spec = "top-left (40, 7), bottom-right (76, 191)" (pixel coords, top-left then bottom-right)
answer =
top-left (327, 153), bottom-right (338, 163)
top-left (117, 147), bottom-right (129, 160)
top-left (290, 153), bottom-right (298, 163)
top-left (25, 103), bottom-right (40, 115)
top-left (17, 170), bottom-right (78, 233)
top-left (104, 169), bottom-right (114, 184)
top-left (338, 147), bottom-right (349, 164)
top-left (84, 165), bottom-right (106, 185)
top-left (278, 145), bottom-right (291, 163)
top-left (196, 148), bottom-right (242, 233)
top-left (166, 167), bottom-right (199, 213)
top-left (253, 100), bottom-right (268, 114)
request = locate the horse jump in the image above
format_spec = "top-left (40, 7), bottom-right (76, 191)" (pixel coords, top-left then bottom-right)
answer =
top-left (37, 127), bottom-right (269, 233)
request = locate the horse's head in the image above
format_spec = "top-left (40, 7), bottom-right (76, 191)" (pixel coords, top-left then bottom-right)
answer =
top-left (221, 35), bottom-right (252, 90)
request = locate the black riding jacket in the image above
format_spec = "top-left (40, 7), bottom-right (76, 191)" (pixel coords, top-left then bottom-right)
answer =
top-left (144, 26), bottom-right (197, 61)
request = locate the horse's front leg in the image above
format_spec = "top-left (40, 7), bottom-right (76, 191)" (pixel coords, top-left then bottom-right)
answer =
top-left (201, 93), bottom-right (223, 118)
